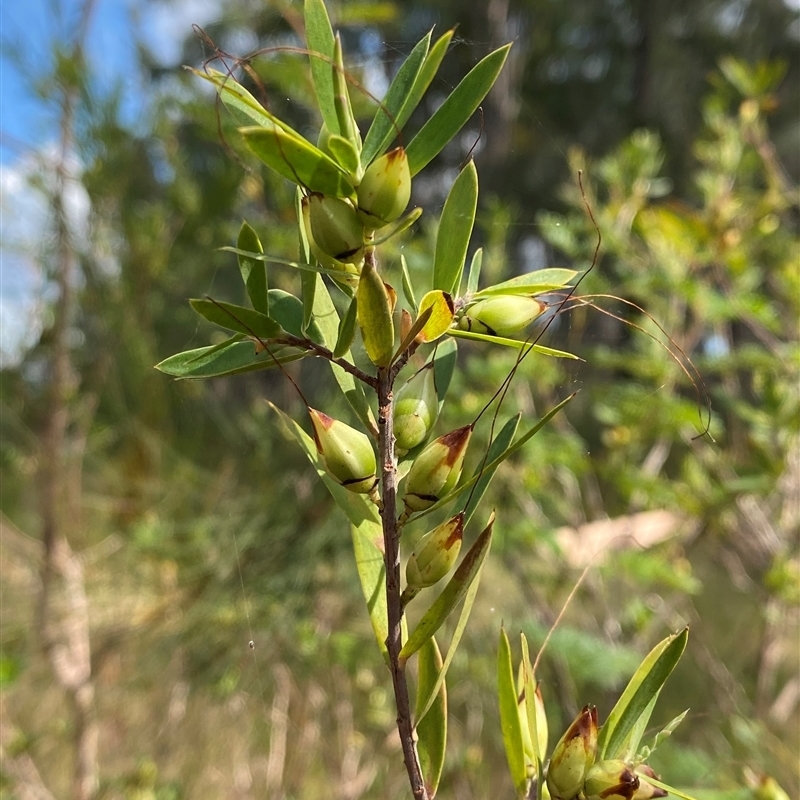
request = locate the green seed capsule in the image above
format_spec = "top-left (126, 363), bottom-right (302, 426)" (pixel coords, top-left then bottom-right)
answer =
top-left (393, 363), bottom-right (439, 455)
top-left (546, 705), bottom-right (598, 800)
top-left (584, 759), bottom-right (640, 800)
top-left (357, 147), bottom-right (412, 229)
top-left (308, 408), bottom-right (377, 494)
top-left (459, 295), bottom-right (546, 336)
top-left (403, 424), bottom-right (473, 514)
top-left (406, 513), bottom-right (464, 590)
top-left (307, 192), bottom-right (364, 264)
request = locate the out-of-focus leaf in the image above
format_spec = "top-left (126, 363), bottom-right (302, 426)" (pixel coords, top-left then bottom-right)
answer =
top-left (155, 338), bottom-right (305, 379)
top-left (462, 414), bottom-right (519, 526)
top-left (498, 626), bottom-right (528, 797)
top-left (406, 44), bottom-right (511, 175)
top-left (466, 248), bottom-right (483, 296)
top-left (240, 126), bottom-right (355, 199)
top-left (361, 32), bottom-right (431, 165)
top-left (521, 633), bottom-right (544, 786)
top-left (416, 636), bottom-right (447, 799)
top-left (270, 403), bottom-right (388, 655)
top-left (415, 290), bottom-right (455, 343)
top-left (334, 296), bottom-right (358, 358)
top-left (448, 328), bottom-right (580, 359)
top-left (237, 222), bottom-right (268, 315)
top-left (598, 627), bottom-right (689, 760)
top-left (474, 268), bottom-right (578, 297)
top-left (304, 0), bottom-right (339, 134)
top-left (433, 161), bottom-right (478, 296)
top-left (400, 513), bottom-right (494, 663)
top-left (189, 299), bottom-right (282, 339)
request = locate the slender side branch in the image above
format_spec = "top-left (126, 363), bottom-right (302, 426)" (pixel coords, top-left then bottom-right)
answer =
top-left (377, 363), bottom-right (428, 799)
top-left (276, 334), bottom-right (378, 388)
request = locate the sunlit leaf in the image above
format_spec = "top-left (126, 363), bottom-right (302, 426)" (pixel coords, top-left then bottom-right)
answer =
top-left (400, 514), bottom-right (494, 663)
top-left (357, 260), bottom-right (395, 366)
top-left (406, 44), bottom-right (511, 175)
top-left (400, 253), bottom-right (418, 314)
top-left (416, 290), bottom-right (455, 343)
top-left (448, 328), bottom-right (580, 359)
top-left (304, 0), bottom-right (339, 134)
top-left (498, 626), bottom-right (528, 797)
top-left (433, 161), bottom-right (478, 296)
top-left (474, 268), bottom-right (578, 298)
top-left (416, 636), bottom-right (447, 799)
top-left (466, 248), bottom-right (483, 295)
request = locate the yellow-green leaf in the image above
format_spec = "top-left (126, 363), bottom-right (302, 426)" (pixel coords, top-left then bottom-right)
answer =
top-left (417, 290), bottom-right (455, 343)
top-left (416, 636), bottom-right (447, 799)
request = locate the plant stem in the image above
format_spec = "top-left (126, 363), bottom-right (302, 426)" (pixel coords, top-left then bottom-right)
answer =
top-left (377, 366), bottom-right (429, 800)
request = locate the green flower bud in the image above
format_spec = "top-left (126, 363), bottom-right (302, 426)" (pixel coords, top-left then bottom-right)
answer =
top-left (393, 363), bottom-right (439, 455)
top-left (301, 196), bottom-right (361, 287)
top-left (632, 766), bottom-right (667, 800)
top-left (356, 260), bottom-right (395, 367)
top-left (546, 704), bottom-right (598, 800)
top-left (357, 147), bottom-right (411, 229)
top-left (584, 759), bottom-right (640, 800)
top-left (406, 513), bottom-right (464, 590)
top-left (459, 295), bottom-right (546, 336)
top-left (402, 424), bottom-right (473, 515)
top-left (307, 192), bottom-right (364, 264)
top-left (308, 408), bottom-right (377, 495)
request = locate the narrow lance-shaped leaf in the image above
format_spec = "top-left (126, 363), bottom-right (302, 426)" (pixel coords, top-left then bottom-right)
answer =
top-left (269, 403), bottom-right (388, 655)
top-left (237, 222), bottom-right (268, 316)
top-left (466, 247), bottom-right (483, 295)
top-left (189, 298), bottom-right (282, 339)
top-left (433, 160), bottom-right (478, 296)
top-left (474, 268), bottom-right (578, 298)
top-left (400, 513), bottom-right (494, 663)
top-left (334, 296), bottom-right (358, 358)
top-left (332, 33), bottom-right (360, 153)
top-left (296, 188), bottom-right (316, 335)
top-left (448, 327), bottom-right (581, 360)
top-left (462, 414), bottom-right (519, 526)
top-left (521, 634), bottom-right (544, 787)
top-left (598, 627), bottom-right (689, 761)
top-left (240, 126), bottom-right (355, 199)
top-left (416, 636), bottom-right (447, 799)
top-left (432, 338), bottom-right (457, 416)
top-left (406, 43), bottom-right (512, 176)
top-left (304, 0), bottom-right (339, 135)
top-left (400, 253), bottom-right (418, 314)
top-left (361, 31), bottom-right (431, 165)
top-left (498, 626), bottom-right (528, 798)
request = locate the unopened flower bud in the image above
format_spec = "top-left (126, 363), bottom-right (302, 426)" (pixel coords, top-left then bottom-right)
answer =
top-left (406, 513), bottom-right (463, 590)
top-left (546, 705), bottom-right (598, 800)
top-left (301, 196), bottom-right (361, 286)
top-left (402, 424), bottom-right (473, 514)
top-left (632, 766), bottom-right (667, 800)
top-left (357, 147), bottom-right (411, 229)
top-left (459, 295), bottom-right (545, 336)
top-left (308, 408), bottom-right (377, 495)
top-left (393, 363), bottom-right (439, 455)
top-left (584, 759), bottom-right (640, 800)
top-left (307, 192), bottom-right (364, 264)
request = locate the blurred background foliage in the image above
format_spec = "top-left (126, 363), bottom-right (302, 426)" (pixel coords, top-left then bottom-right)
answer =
top-left (1, 0), bottom-right (798, 798)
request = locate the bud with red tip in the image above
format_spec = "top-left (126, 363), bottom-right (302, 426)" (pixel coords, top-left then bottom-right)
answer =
top-left (405, 513), bottom-right (464, 593)
top-left (402, 424), bottom-right (473, 515)
top-left (546, 705), bottom-right (598, 800)
top-left (308, 409), bottom-right (377, 496)
top-left (357, 147), bottom-right (411, 229)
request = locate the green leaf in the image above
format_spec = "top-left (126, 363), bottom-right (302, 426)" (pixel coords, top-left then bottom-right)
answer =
top-left (638, 775), bottom-right (703, 800)
top-left (240, 126), bottom-right (355, 199)
top-left (405, 28), bottom-right (454, 125)
top-left (361, 31), bottom-right (431, 165)
top-left (372, 206), bottom-right (424, 246)
top-left (155, 338), bottom-right (306, 379)
top-left (597, 628), bottom-right (689, 761)
top-left (413, 394), bottom-right (575, 522)
top-left (462, 414), bottom-right (519, 526)
top-left (190, 299), bottom-right (283, 339)
top-left (304, 0), bottom-right (339, 135)
top-left (400, 513), bottom-right (494, 663)
top-left (466, 247), bottom-right (483, 295)
top-left (307, 273), bottom-right (376, 433)
top-left (334, 296), bottom-right (358, 358)
top-left (520, 633), bottom-right (544, 788)
top-left (498, 626), bottom-right (528, 797)
top-left (406, 43), bottom-right (512, 175)
top-left (326, 133), bottom-right (360, 176)
top-left (432, 339), bottom-right (457, 415)
top-left (474, 268), bottom-right (578, 298)
top-left (268, 288), bottom-right (324, 343)
top-left (413, 513), bottom-right (495, 728)
top-left (237, 222), bottom-right (268, 315)
top-left (300, 269), bottom-right (316, 336)
top-left (433, 161), bottom-right (478, 295)
top-left (416, 636), bottom-right (447, 799)
top-left (400, 253), bottom-right (418, 314)
top-left (270, 403), bottom-right (388, 655)
top-left (448, 328), bottom-right (581, 359)
top-left (332, 34), bottom-right (361, 151)
top-left (416, 290), bottom-right (455, 343)
top-left (221, 247), bottom-right (359, 282)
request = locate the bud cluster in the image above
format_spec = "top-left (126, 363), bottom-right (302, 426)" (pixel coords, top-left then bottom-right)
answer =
top-left (546, 706), bottom-right (667, 800)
